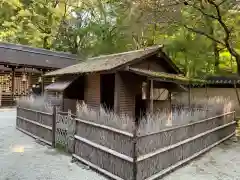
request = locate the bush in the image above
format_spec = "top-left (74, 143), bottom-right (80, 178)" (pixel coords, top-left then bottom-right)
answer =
top-left (76, 101), bottom-right (135, 133)
top-left (76, 97), bottom-right (234, 135)
top-left (137, 97), bottom-right (234, 136)
top-left (17, 95), bottom-right (53, 113)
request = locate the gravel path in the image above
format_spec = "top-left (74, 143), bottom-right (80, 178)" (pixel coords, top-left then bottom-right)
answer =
top-left (0, 109), bottom-right (107, 180)
top-left (163, 137), bottom-right (240, 180)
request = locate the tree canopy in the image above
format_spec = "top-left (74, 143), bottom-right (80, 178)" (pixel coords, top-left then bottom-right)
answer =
top-left (1, 0), bottom-right (240, 77)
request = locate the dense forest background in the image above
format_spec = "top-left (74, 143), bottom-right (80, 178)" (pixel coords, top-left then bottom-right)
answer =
top-left (1, 0), bottom-right (240, 78)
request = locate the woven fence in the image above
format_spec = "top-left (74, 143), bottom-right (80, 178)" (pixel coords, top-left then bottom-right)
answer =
top-left (72, 117), bottom-right (135, 180)
top-left (15, 106), bottom-right (236, 180)
top-left (71, 111), bottom-right (236, 180)
top-left (135, 112), bottom-right (235, 180)
top-left (16, 106), bottom-right (54, 145)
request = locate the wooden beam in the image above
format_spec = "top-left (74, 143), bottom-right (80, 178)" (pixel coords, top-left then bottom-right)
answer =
top-left (188, 84), bottom-right (191, 107)
top-left (167, 91), bottom-right (173, 127)
top-left (205, 83), bottom-right (209, 99)
top-left (150, 79), bottom-right (154, 114)
top-left (114, 73), bottom-right (120, 115)
top-left (41, 70), bottom-right (44, 95)
top-left (169, 92), bottom-right (172, 110)
top-left (11, 67), bottom-right (15, 106)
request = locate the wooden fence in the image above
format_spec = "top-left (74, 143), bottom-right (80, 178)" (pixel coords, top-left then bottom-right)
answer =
top-left (16, 107), bottom-right (236, 180)
top-left (16, 106), bottom-right (54, 146)
top-left (72, 111), bottom-right (236, 180)
top-left (135, 112), bottom-right (235, 180)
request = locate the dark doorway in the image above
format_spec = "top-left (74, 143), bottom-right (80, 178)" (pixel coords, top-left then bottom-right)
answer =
top-left (64, 76), bottom-right (84, 100)
top-left (100, 74), bottom-right (115, 111)
top-left (135, 94), bottom-right (147, 123)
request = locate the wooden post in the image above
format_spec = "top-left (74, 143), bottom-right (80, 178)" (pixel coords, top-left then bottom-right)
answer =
top-left (234, 111), bottom-right (238, 130)
top-left (72, 116), bottom-right (77, 155)
top-left (205, 83), bottom-right (209, 99)
top-left (150, 79), bottom-right (154, 114)
top-left (28, 72), bottom-right (32, 95)
top-left (52, 106), bottom-right (57, 148)
top-left (205, 83), bottom-right (208, 118)
top-left (114, 73), bottom-right (120, 115)
top-left (167, 91), bottom-right (173, 127)
top-left (169, 91), bottom-right (172, 120)
top-left (41, 70), bottom-right (44, 96)
top-left (234, 80), bottom-right (240, 107)
top-left (132, 119), bottom-right (138, 180)
top-left (11, 67), bottom-right (15, 106)
top-left (169, 92), bottom-right (172, 109)
top-left (188, 83), bottom-right (191, 108)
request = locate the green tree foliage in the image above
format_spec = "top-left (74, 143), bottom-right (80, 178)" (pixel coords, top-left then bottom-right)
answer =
top-left (0, 0), bottom-right (72, 48)
top-left (178, 0), bottom-right (240, 75)
top-left (1, 0), bottom-right (240, 77)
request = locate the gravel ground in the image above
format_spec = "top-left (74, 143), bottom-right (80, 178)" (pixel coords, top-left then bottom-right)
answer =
top-left (0, 109), bottom-right (107, 180)
top-left (1, 108), bottom-right (240, 180)
top-left (163, 137), bottom-right (240, 180)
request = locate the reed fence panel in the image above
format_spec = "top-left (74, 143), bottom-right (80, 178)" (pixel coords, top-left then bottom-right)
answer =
top-left (16, 106), bottom-right (53, 145)
top-left (15, 106), bottom-right (236, 180)
top-left (135, 112), bottom-right (235, 180)
top-left (75, 118), bottom-right (134, 157)
top-left (136, 112), bottom-right (234, 156)
top-left (73, 117), bottom-right (135, 180)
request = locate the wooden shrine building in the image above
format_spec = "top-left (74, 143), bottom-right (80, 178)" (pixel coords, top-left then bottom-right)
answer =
top-left (0, 42), bottom-right (77, 107)
top-left (45, 45), bottom-right (193, 119)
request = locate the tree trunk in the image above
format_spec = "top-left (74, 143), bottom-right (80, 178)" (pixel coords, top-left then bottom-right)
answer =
top-left (236, 57), bottom-right (240, 75)
top-left (214, 44), bottom-right (220, 73)
top-left (227, 48), bottom-right (240, 75)
top-left (205, 16), bottom-right (220, 73)
top-left (43, 36), bottom-right (50, 50)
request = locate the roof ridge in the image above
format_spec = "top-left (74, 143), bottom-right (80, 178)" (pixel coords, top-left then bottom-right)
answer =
top-left (88, 45), bottom-right (163, 61)
top-left (0, 42), bottom-right (77, 60)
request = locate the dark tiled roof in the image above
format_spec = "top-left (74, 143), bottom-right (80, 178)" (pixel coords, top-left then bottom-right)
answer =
top-left (0, 65), bottom-right (41, 73)
top-left (206, 75), bottom-right (240, 84)
top-left (45, 46), bottom-right (163, 76)
top-left (0, 42), bottom-right (78, 69)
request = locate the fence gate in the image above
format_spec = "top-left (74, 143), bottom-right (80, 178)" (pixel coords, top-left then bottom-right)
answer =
top-left (55, 110), bottom-right (76, 153)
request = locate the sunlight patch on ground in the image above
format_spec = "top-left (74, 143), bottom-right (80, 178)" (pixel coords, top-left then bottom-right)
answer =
top-left (0, 108), bottom-right (16, 112)
top-left (11, 146), bottom-right (25, 153)
top-left (10, 144), bottom-right (35, 153)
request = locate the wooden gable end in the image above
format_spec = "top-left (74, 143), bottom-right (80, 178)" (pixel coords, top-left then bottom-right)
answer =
top-left (129, 54), bottom-right (178, 74)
